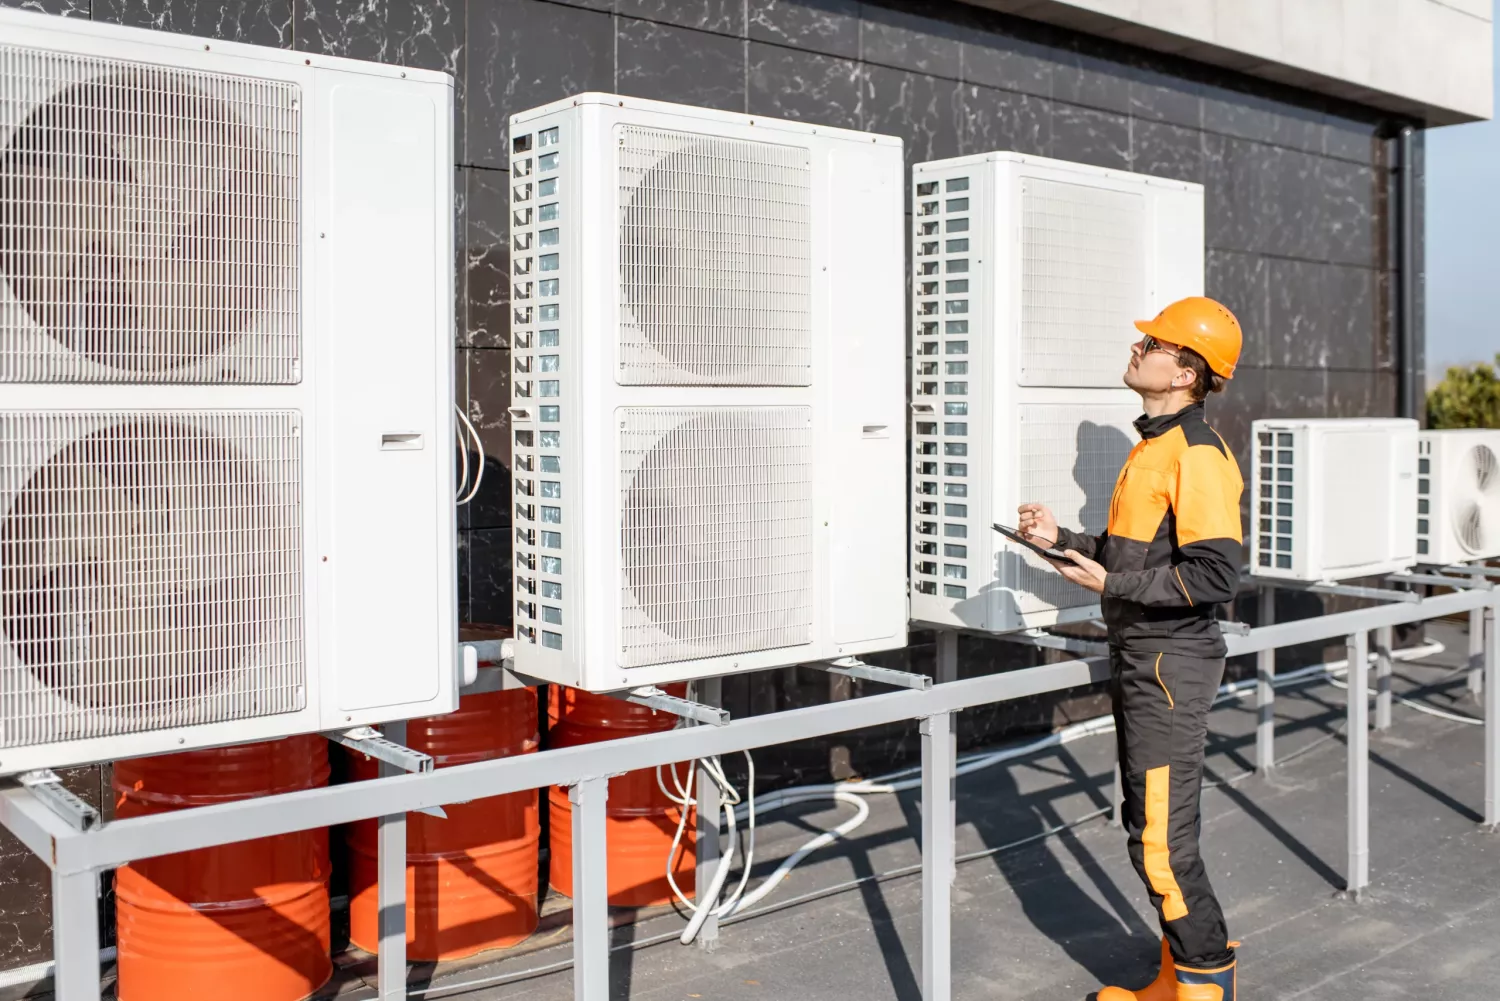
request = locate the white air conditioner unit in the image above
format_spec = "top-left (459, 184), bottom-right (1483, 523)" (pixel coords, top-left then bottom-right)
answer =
top-left (0, 9), bottom-right (456, 774)
top-left (1250, 418), bottom-right (1418, 581)
top-left (506, 94), bottom-right (908, 692)
top-left (1416, 428), bottom-right (1500, 565)
top-left (907, 152), bottom-right (1203, 633)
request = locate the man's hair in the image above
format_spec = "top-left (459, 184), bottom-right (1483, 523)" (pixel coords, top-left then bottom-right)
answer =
top-left (1178, 346), bottom-right (1226, 403)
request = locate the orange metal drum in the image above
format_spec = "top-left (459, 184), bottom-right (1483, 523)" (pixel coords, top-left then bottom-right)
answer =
top-left (113, 736), bottom-right (332, 1001)
top-left (346, 689), bottom-right (541, 960)
top-left (547, 685), bottom-right (695, 907)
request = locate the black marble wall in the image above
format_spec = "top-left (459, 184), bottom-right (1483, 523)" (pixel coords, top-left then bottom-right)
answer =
top-left (0, 0), bottom-right (1422, 973)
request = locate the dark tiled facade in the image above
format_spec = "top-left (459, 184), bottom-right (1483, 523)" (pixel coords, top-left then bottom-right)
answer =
top-left (0, 0), bottom-right (1422, 972)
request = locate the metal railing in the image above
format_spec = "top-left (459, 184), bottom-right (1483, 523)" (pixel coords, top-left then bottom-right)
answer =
top-left (1, 573), bottom-right (1496, 1001)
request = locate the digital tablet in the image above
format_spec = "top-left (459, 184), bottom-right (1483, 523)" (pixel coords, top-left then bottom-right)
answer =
top-left (993, 524), bottom-right (1073, 563)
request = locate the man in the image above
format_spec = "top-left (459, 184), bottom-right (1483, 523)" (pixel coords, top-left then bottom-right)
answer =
top-left (1017, 296), bottom-right (1244, 1001)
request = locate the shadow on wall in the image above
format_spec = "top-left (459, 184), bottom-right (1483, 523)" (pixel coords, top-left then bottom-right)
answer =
top-left (1074, 421), bottom-right (1134, 535)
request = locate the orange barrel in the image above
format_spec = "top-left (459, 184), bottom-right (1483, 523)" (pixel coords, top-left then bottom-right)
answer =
top-left (345, 689), bottom-right (541, 960)
top-left (113, 736), bottom-right (332, 1001)
top-left (547, 685), bottom-right (695, 907)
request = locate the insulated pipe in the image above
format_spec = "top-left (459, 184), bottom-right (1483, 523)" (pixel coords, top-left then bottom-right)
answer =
top-left (1398, 124), bottom-right (1419, 419)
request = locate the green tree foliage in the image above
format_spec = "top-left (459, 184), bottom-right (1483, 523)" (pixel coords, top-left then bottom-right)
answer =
top-left (1427, 354), bottom-right (1500, 429)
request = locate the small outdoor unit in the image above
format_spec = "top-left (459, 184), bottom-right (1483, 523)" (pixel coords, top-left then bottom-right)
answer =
top-left (1416, 429), bottom-right (1500, 565)
top-left (1251, 419), bottom-right (1419, 581)
top-left (0, 10), bottom-right (456, 774)
top-left (507, 94), bottom-right (908, 692)
top-left (907, 152), bottom-right (1203, 633)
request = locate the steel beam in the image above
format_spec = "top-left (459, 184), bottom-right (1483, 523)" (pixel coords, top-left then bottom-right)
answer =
top-left (617, 687), bottom-right (730, 727)
top-left (1434, 564), bottom-right (1500, 579)
top-left (17, 772), bottom-right (99, 833)
top-left (694, 676), bottom-right (723, 950)
top-left (998, 629), bottom-right (1110, 657)
top-left (815, 658), bottom-right (932, 690)
top-left (570, 777), bottom-right (610, 1001)
top-left (920, 712), bottom-right (954, 1001)
top-left (1257, 585), bottom-right (1276, 773)
top-left (1388, 572), bottom-right (1493, 590)
top-left (1224, 587), bottom-right (1491, 658)
top-left (1300, 581), bottom-right (1421, 603)
top-left (378, 720), bottom-right (409, 1001)
top-left (1346, 631), bottom-right (1370, 898)
top-left (51, 869), bottom-right (98, 1001)
top-left (1110, 760), bottom-right (1124, 828)
top-left (1374, 625), bottom-right (1394, 732)
top-left (1472, 608), bottom-right (1485, 700)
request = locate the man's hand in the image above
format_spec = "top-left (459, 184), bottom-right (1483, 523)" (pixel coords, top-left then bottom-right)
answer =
top-left (1017, 502), bottom-right (1059, 547)
top-left (1058, 550), bottom-right (1107, 594)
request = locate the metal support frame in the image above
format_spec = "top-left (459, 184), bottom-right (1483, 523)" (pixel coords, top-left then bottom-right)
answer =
top-left (1275, 579), bottom-right (1421, 604)
top-left (8, 584), bottom-right (1500, 1001)
top-left (1471, 608), bottom-right (1486, 700)
top-left (15, 772), bottom-right (99, 833)
top-left (1257, 585), bottom-right (1276, 773)
top-left (616, 686), bottom-right (730, 727)
top-left (1345, 631), bottom-right (1370, 898)
top-left (1374, 625), bottom-right (1394, 732)
top-left (920, 711), bottom-right (954, 1001)
top-left (378, 719), bottom-right (409, 1001)
top-left (1434, 564), bottom-right (1500, 580)
top-left (569, 776), bottom-right (610, 1001)
top-left (997, 628), bottom-right (1110, 658)
top-left (813, 657), bottom-right (933, 690)
top-left (694, 676), bottom-right (724, 950)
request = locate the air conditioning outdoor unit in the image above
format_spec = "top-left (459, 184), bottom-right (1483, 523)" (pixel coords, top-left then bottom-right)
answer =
top-left (906, 152), bottom-right (1203, 634)
top-left (1250, 418), bottom-right (1419, 581)
top-left (1416, 428), bottom-right (1500, 565)
top-left (0, 10), bottom-right (457, 774)
top-left (506, 94), bottom-right (908, 692)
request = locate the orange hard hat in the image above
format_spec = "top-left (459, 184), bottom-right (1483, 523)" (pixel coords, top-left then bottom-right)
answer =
top-left (1134, 296), bottom-right (1242, 379)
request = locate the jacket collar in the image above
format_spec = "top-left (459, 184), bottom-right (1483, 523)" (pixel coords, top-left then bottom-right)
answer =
top-left (1134, 402), bottom-right (1204, 441)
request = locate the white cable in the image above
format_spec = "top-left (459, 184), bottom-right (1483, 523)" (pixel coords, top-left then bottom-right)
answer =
top-left (453, 417), bottom-right (470, 502)
top-left (454, 403), bottom-right (486, 506)
top-left (672, 638), bottom-right (1451, 941)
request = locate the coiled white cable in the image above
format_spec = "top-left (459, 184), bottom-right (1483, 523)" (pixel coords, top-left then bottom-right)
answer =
top-left (453, 403), bottom-right (486, 505)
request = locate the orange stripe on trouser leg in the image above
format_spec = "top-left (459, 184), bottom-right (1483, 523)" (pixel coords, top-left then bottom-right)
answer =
top-left (1144, 765), bottom-right (1188, 921)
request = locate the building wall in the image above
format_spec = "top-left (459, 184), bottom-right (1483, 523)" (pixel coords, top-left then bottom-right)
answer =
top-left (0, 0), bottom-right (1423, 974)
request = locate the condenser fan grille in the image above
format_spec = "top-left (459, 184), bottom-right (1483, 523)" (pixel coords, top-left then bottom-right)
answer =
top-left (619, 407), bottom-right (813, 667)
top-left (1455, 443), bottom-right (1500, 555)
top-left (0, 412), bottom-right (304, 747)
top-left (0, 48), bottom-right (300, 383)
top-left (617, 127), bottom-right (811, 387)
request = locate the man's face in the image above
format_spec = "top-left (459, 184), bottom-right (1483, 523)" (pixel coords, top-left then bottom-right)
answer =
top-left (1122, 332), bottom-right (1186, 393)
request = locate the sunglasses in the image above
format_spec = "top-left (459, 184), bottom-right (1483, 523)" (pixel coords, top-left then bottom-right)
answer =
top-left (1137, 333), bottom-right (1182, 362)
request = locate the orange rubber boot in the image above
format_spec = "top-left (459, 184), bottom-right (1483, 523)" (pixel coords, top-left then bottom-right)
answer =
top-left (1098, 938), bottom-right (1175, 1001)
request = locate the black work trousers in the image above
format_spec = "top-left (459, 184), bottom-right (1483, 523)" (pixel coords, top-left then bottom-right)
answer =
top-left (1111, 647), bottom-right (1234, 969)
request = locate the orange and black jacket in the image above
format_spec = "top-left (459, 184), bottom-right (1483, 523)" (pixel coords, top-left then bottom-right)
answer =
top-left (1056, 403), bottom-right (1244, 658)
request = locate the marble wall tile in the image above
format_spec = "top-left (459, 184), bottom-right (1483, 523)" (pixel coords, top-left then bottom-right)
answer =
top-left (1327, 369), bottom-right (1398, 419)
top-left (1264, 365), bottom-right (1329, 419)
top-left (1049, 102), bottom-right (1129, 172)
top-left (1202, 133), bottom-right (1263, 254)
top-left (455, 529), bottom-right (472, 623)
top-left (530, 0), bottom-right (611, 10)
top-left (957, 10), bottom-right (1057, 99)
top-left (1319, 157), bottom-right (1379, 269)
top-left (1128, 58), bottom-right (1201, 130)
top-left (1267, 259), bottom-right (1378, 371)
top-left (1131, 119), bottom-right (1204, 185)
top-left (860, 64), bottom-right (961, 173)
top-left (858, 0), bottom-right (967, 79)
top-left (1376, 270), bottom-right (1398, 372)
top-left (464, 167), bottom-right (509, 349)
top-left (617, 0), bottom-right (742, 35)
top-left (748, 0), bottom-right (859, 59)
top-left (0, 0), bottom-right (87, 15)
top-left (749, 43), bottom-right (865, 131)
top-left (467, 527), bottom-right (514, 627)
top-left (1323, 107), bottom-right (1381, 165)
top-left (1053, 35), bottom-right (1132, 116)
top-left (617, 17), bottom-right (746, 113)
top-left (956, 83), bottom-right (1048, 157)
top-left (1201, 78), bottom-right (1324, 154)
top-left (1259, 146), bottom-right (1324, 261)
top-left (296, 0), bottom-right (465, 157)
top-left (1206, 249), bottom-right (1270, 367)
top-left (464, 347), bottom-right (513, 471)
top-left (467, 0), bottom-right (614, 169)
top-left (93, 0), bottom-right (292, 46)
top-left (0, 768), bottom-right (104, 967)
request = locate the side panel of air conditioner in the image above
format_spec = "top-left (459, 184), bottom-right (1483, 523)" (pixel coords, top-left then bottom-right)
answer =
top-left (1418, 429), bottom-right (1500, 564)
top-left (909, 153), bottom-right (1202, 634)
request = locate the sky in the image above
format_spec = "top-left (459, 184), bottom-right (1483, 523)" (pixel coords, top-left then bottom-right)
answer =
top-left (1425, 12), bottom-right (1500, 381)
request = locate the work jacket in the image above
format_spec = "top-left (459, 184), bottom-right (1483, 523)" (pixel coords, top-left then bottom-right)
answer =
top-left (1056, 402), bottom-right (1243, 658)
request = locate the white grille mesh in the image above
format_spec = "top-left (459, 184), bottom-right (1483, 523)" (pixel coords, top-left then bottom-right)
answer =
top-left (617, 126), bottom-right (811, 387)
top-left (0, 411), bottom-right (303, 747)
top-left (1018, 179), bottom-right (1144, 388)
top-left (1010, 403), bottom-right (1138, 614)
top-left (619, 407), bottom-right (813, 667)
top-left (0, 47), bottom-right (300, 383)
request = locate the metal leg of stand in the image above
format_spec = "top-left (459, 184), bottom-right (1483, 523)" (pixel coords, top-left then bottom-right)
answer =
top-left (1346, 631), bottom-right (1370, 897)
top-left (51, 869), bottom-right (99, 1001)
top-left (378, 719), bottom-right (408, 1001)
top-left (1374, 625), bottom-right (1394, 732)
top-left (1472, 608), bottom-right (1485, 699)
top-left (1257, 585), bottom-right (1276, 772)
top-left (571, 776), bottom-right (610, 1001)
top-left (1485, 605), bottom-right (1500, 830)
top-left (1111, 759), bottom-right (1124, 828)
top-left (920, 711), bottom-right (954, 1001)
top-left (695, 677), bottom-right (723, 950)
top-left (933, 632), bottom-right (959, 849)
